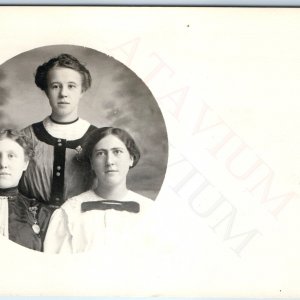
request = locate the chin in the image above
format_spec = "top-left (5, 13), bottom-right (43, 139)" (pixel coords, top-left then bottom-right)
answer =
top-left (103, 178), bottom-right (123, 187)
top-left (0, 182), bottom-right (14, 189)
top-left (105, 180), bottom-right (120, 186)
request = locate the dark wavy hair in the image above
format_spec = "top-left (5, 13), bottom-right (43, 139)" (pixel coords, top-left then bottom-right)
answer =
top-left (82, 127), bottom-right (140, 168)
top-left (35, 53), bottom-right (92, 92)
top-left (0, 129), bottom-right (34, 161)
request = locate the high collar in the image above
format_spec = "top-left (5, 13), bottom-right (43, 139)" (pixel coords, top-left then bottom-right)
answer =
top-left (49, 116), bottom-right (79, 125)
top-left (42, 116), bottom-right (92, 141)
top-left (0, 187), bottom-right (18, 197)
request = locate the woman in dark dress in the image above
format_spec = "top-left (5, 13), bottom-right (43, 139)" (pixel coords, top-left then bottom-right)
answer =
top-left (0, 129), bottom-right (52, 251)
top-left (19, 54), bottom-right (97, 208)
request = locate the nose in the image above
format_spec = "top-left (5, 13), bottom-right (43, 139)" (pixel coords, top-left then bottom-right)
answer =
top-left (0, 155), bottom-right (8, 169)
top-left (59, 85), bottom-right (68, 98)
top-left (106, 152), bottom-right (115, 166)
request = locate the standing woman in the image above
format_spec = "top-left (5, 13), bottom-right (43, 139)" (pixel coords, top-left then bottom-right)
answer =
top-left (19, 54), bottom-right (97, 207)
top-left (44, 127), bottom-right (153, 254)
top-left (0, 129), bottom-right (52, 250)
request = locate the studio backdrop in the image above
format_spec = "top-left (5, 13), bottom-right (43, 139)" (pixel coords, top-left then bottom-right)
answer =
top-left (0, 44), bottom-right (168, 200)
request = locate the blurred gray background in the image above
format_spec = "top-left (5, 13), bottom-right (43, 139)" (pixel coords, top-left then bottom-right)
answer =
top-left (0, 44), bottom-right (168, 200)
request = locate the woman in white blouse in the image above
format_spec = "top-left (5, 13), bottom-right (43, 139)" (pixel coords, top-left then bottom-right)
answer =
top-left (44, 127), bottom-right (153, 254)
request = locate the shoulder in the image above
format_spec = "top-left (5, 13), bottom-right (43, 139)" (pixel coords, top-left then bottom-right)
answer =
top-left (77, 118), bottom-right (97, 132)
top-left (61, 189), bottom-right (98, 213)
top-left (52, 190), bottom-right (98, 227)
top-left (127, 190), bottom-right (154, 202)
top-left (20, 124), bottom-right (34, 138)
top-left (88, 124), bottom-right (97, 131)
top-left (83, 122), bottom-right (97, 137)
top-left (21, 121), bottom-right (45, 143)
top-left (76, 118), bottom-right (97, 134)
top-left (22, 121), bottom-right (43, 131)
top-left (126, 190), bottom-right (154, 212)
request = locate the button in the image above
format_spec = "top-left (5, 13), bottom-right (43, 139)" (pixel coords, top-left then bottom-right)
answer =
top-left (57, 139), bottom-right (61, 142)
top-left (58, 143), bottom-right (62, 146)
top-left (56, 166), bottom-right (61, 170)
top-left (55, 198), bottom-right (60, 201)
top-left (56, 172), bottom-right (61, 176)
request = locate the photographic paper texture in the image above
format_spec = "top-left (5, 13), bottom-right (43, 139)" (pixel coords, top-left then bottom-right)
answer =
top-left (0, 6), bottom-right (299, 297)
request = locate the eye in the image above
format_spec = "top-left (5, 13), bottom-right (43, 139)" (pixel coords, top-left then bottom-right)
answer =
top-left (51, 84), bottom-right (60, 89)
top-left (68, 84), bottom-right (76, 89)
top-left (95, 151), bottom-right (105, 157)
top-left (113, 149), bottom-right (123, 155)
top-left (8, 153), bottom-right (16, 159)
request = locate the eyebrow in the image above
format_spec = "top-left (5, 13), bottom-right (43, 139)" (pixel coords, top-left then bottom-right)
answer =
top-left (7, 150), bottom-right (18, 155)
top-left (49, 81), bottom-right (78, 84)
top-left (94, 147), bottom-right (125, 151)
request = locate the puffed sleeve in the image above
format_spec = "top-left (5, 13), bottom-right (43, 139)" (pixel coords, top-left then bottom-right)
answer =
top-left (43, 208), bottom-right (73, 254)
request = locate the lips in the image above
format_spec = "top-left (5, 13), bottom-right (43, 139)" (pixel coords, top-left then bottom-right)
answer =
top-left (0, 172), bottom-right (10, 176)
top-left (105, 170), bottom-right (118, 173)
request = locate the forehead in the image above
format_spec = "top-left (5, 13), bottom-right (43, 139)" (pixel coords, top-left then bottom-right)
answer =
top-left (93, 134), bottom-right (127, 150)
top-left (47, 67), bottom-right (82, 83)
top-left (0, 138), bottom-right (25, 154)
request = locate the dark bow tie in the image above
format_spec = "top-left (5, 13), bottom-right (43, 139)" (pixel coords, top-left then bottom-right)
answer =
top-left (81, 200), bottom-right (140, 213)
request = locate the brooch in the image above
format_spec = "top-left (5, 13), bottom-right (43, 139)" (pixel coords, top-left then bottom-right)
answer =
top-left (75, 145), bottom-right (83, 161)
top-left (75, 145), bottom-right (82, 154)
top-left (28, 206), bottom-right (40, 234)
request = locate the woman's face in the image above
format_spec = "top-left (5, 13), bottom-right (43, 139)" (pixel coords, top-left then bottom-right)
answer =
top-left (91, 134), bottom-right (133, 188)
top-left (46, 67), bottom-right (83, 121)
top-left (0, 138), bottom-right (28, 189)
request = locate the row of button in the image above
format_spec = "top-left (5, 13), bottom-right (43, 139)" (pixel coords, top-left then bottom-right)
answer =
top-left (55, 165), bottom-right (61, 177)
top-left (54, 139), bottom-right (64, 203)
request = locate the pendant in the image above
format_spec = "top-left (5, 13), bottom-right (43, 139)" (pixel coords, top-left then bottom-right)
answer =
top-left (32, 224), bottom-right (40, 234)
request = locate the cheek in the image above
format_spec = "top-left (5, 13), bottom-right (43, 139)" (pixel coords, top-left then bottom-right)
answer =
top-left (45, 88), bottom-right (52, 95)
top-left (46, 91), bottom-right (56, 101)
top-left (121, 160), bottom-right (131, 172)
top-left (14, 160), bottom-right (28, 172)
top-left (91, 159), bottom-right (104, 172)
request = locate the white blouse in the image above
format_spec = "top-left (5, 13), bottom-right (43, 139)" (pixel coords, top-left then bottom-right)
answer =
top-left (0, 197), bottom-right (8, 238)
top-left (44, 190), bottom-right (154, 254)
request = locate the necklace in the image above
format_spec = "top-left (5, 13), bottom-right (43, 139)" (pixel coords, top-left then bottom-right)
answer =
top-left (50, 116), bottom-right (79, 125)
top-left (28, 206), bottom-right (40, 234)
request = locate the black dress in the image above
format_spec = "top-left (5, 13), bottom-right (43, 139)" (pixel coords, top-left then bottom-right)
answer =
top-left (0, 187), bottom-right (54, 251)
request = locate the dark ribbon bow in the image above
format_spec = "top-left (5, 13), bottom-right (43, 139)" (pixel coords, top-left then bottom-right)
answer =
top-left (81, 200), bottom-right (140, 213)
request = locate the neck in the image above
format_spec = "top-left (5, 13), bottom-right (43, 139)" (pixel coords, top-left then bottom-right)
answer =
top-left (94, 183), bottom-right (128, 200)
top-left (0, 186), bottom-right (18, 197)
top-left (50, 112), bottom-right (79, 124)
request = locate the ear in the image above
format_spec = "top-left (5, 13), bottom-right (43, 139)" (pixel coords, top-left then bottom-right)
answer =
top-left (129, 155), bottom-right (134, 168)
top-left (79, 86), bottom-right (85, 96)
top-left (23, 160), bottom-right (29, 171)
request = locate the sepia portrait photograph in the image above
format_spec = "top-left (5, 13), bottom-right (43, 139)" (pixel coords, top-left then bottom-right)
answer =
top-left (0, 44), bottom-right (168, 253)
top-left (0, 4), bottom-right (300, 298)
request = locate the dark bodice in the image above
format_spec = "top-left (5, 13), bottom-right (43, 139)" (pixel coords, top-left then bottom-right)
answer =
top-left (1, 187), bottom-right (55, 251)
top-left (19, 122), bottom-right (97, 206)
